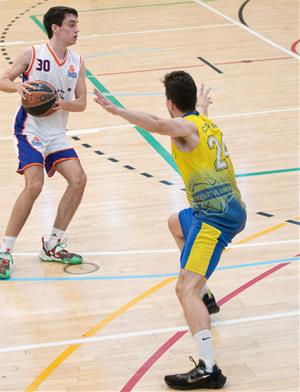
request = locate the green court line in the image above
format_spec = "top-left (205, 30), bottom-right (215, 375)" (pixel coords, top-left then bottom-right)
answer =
top-left (30, 16), bottom-right (299, 179)
top-left (85, 69), bottom-right (179, 173)
top-left (30, 15), bottom-right (46, 33)
top-left (236, 167), bottom-right (300, 177)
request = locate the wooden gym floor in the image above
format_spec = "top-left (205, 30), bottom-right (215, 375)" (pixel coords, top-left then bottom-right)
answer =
top-left (0, 0), bottom-right (299, 391)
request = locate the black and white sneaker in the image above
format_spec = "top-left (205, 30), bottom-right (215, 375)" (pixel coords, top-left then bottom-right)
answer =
top-left (164, 357), bottom-right (226, 390)
top-left (202, 292), bottom-right (220, 315)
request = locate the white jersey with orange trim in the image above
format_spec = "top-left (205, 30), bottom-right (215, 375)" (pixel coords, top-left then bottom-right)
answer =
top-left (14, 42), bottom-right (83, 137)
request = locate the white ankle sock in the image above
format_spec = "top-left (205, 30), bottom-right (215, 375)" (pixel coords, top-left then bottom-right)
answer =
top-left (46, 228), bottom-right (65, 250)
top-left (200, 283), bottom-right (209, 297)
top-left (0, 236), bottom-right (16, 253)
top-left (193, 329), bottom-right (215, 372)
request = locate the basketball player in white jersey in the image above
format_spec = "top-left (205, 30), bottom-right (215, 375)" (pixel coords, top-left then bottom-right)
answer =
top-left (0, 6), bottom-right (87, 279)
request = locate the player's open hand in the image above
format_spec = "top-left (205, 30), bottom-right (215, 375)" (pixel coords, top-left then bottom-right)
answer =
top-left (16, 81), bottom-right (36, 99)
top-left (51, 96), bottom-right (65, 113)
top-left (93, 89), bottom-right (119, 115)
top-left (197, 83), bottom-right (213, 114)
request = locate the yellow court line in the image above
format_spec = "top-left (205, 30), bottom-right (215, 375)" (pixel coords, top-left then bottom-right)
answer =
top-left (25, 278), bottom-right (176, 391)
top-left (236, 216), bottom-right (299, 244)
top-left (236, 222), bottom-right (287, 244)
top-left (25, 218), bottom-right (297, 391)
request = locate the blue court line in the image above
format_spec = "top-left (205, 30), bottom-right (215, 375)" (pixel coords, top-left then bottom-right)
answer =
top-left (7, 256), bottom-right (299, 282)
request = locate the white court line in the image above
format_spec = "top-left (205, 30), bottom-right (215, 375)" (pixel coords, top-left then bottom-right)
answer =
top-left (0, 310), bottom-right (298, 354)
top-left (0, 108), bottom-right (298, 142)
top-left (87, 88), bottom-right (219, 96)
top-left (0, 39), bottom-right (45, 46)
top-left (0, 24), bottom-right (233, 47)
top-left (68, 124), bottom-right (132, 136)
top-left (193, 0), bottom-right (300, 60)
top-left (78, 24), bottom-right (233, 38)
top-left (211, 107), bottom-right (300, 119)
top-left (11, 239), bottom-right (300, 257)
top-left (99, 91), bottom-right (165, 96)
top-left (0, 125), bottom-right (134, 141)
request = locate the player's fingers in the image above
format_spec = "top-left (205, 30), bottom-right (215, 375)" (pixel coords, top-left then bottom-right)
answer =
top-left (22, 86), bottom-right (32, 95)
top-left (93, 97), bottom-right (106, 107)
top-left (205, 88), bottom-right (211, 96)
top-left (25, 84), bottom-right (36, 89)
top-left (93, 88), bottom-right (103, 97)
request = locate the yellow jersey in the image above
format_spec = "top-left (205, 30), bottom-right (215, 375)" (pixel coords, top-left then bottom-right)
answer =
top-left (172, 111), bottom-right (245, 217)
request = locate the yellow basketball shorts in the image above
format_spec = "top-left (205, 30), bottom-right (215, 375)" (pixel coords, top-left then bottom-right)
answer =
top-left (178, 207), bottom-right (246, 278)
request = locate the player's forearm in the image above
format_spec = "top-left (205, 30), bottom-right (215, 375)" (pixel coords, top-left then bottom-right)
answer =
top-left (115, 107), bottom-right (163, 134)
top-left (0, 78), bottom-right (19, 93)
top-left (62, 96), bottom-right (87, 112)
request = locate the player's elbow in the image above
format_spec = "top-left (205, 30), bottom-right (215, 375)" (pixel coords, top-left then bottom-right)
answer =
top-left (78, 98), bottom-right (87, 111)
top-left (0, 76), bottom-right (12, 92)
top-left (155, 119), bottom-right (170, 135)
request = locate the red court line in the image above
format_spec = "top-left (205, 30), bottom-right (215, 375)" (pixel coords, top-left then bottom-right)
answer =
top-left (120, 260), bottom-right (295, 392)
top-left (120, 331), bottom-right (187, 392)
top-left (93, 56), bottom-right (290, 77)
top-left (291, 39), bottom-right (300, 54)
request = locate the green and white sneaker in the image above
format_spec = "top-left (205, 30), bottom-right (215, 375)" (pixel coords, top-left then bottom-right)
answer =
top-left (0, 250), bottom-right (13, 279)
top-left (40, 237), bottom-right (83, 265)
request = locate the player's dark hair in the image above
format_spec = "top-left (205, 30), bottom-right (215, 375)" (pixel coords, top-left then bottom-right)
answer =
top-left (163, 71), bottom-right (197, 113)
top-left (43, 6), bottom-right (78, 38)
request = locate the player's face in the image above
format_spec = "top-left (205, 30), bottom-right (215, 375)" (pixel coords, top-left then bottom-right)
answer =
top-left (56, 14), bottom-right (79, 46)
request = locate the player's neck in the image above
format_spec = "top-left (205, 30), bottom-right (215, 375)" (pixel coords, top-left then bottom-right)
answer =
top-left (48, 39), bottom-right (68, 60)
top-left (171, 108), bottom-right (184, 118)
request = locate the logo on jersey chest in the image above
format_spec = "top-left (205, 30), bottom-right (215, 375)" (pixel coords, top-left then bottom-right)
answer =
top-left (67, 64), bottom-right (77, 78)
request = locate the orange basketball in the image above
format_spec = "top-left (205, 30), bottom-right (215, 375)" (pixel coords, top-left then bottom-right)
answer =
top-left (22, 80), bottom-right (57, 117)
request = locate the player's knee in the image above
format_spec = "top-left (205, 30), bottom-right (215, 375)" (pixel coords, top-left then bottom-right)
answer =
top-left (80, 172), bottom-right (87, 189)
top-left (26, 179), bottom-right (43, 199)
top-left (70, 172), bottom-right (87, 191)
top-left (176, 281), bottom-right (192, 302)
top-left (175, 278), bottom-right (190, 300)
top-left (175, 280), bottom-right (183, 300)
top-left (168, 213), bottom-right (179, 234)
top-left (176, 276), bottom-right (201, 301)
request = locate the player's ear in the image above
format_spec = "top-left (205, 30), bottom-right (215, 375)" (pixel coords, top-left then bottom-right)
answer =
top-left (51, 24), bottom-right (60, 35)
top-left (166, 99), bottom-right (173, 111)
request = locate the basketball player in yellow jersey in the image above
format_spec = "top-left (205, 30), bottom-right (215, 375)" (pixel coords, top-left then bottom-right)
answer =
top-left (94, 71), bottom-right (246, 390)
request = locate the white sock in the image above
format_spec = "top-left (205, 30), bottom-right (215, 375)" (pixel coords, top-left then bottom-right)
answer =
top-left (193, 329), bottom-right (215, 372)
top-left (46, 228), bottom-right (65, 250)
top-left (200, 283), bottom-right (209, 297)
top-left (0, 236), bottom-right (17, 253)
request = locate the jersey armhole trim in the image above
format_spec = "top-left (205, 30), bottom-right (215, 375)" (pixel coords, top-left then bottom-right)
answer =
top-left (23, 46), bottom-right (36, 76)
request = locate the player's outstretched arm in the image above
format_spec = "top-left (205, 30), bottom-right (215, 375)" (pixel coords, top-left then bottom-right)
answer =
top-left (0, 47), bottom-right (35, 97)
top-left (197, 83), bottom-right (213, 116)
top-left (93, 88), bottom-right (193, 138)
